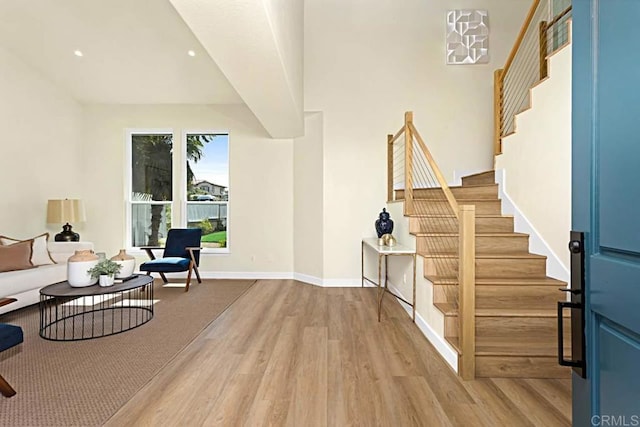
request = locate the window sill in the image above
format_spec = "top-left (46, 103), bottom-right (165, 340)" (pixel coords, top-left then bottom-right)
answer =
top-left (128, 248), bottom-right (230, 256)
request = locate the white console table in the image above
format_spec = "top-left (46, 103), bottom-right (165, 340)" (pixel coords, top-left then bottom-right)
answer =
top-left (361, 237), bottom-right (416, 322)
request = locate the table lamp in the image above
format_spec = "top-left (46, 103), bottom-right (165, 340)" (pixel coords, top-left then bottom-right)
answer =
top-left (46, 199), bottom-right (86, 242)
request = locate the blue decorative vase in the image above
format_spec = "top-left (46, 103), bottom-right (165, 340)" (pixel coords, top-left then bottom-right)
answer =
top-left (375, 208), bottom-right (394, 238)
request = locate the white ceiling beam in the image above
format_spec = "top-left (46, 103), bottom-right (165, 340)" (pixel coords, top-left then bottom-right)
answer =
top-left (170, 0), bottom-right (304, 138)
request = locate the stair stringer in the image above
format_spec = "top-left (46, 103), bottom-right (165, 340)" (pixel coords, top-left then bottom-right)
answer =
top-left (495, 41), bottom-right (572, 278)
top-left (384, 201), bottom-right (459, 372)
top-left (495, 169), bottom-right (569, 282)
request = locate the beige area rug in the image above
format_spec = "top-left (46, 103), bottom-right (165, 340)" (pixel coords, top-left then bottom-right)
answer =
top-left (0, 279), bottom-right (255, 427)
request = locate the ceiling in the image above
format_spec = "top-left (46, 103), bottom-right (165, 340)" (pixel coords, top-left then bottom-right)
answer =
top-left (0, 0), bottom-right (243, 104)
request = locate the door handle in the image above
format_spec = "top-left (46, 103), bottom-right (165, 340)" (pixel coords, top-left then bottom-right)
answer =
top-left (557, 301), bottom-right (583, 367)
top-left (561, 230), bottom-right (587, 378)
top-left (568, 239), bottom-right (582, 253)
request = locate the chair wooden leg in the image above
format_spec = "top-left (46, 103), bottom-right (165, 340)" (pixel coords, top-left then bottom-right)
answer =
top-left (193, 264), bottom-right (202, 283)
top-left (185, 261), bottom-right (194, 292)
top-left (0, 373), bottom-right (17, 398)
top-left (159, 272), bottom-right (169, 284)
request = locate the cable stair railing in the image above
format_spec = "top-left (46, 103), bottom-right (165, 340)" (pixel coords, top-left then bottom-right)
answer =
top-left (384, 3), bottom-right (572, 381)
top-left (388, 112), bottom-right (476, 380)
top-left (494, 0), bottom-right (572, 155)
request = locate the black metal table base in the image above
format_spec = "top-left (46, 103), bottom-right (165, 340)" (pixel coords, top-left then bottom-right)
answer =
top-left (39, 277), bottom-right (154, 341)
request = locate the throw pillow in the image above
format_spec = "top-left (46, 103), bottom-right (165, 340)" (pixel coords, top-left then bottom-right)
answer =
top-left (0, 233), bottom-right (56, 266)
top-left (0, 239), bottom-right (34, 272)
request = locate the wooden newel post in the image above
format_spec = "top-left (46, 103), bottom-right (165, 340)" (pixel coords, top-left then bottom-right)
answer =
top-left (404, 111), bottom-right (414, 215)
top-left (539, 21), bottom-right (548, 80)
top-left (458, 204), bottom-right (476, 380)
top-left (387, 134), bottom-right (394, 202)
top-left (493, 69), bottom-right (504, 157)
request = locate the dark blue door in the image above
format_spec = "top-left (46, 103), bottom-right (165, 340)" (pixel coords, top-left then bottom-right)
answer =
top-left (573, 1), bottom-right (640, 425)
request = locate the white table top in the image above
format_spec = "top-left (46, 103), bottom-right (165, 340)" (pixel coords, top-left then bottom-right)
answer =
top-left (362, 237), bottom-right (415, 254)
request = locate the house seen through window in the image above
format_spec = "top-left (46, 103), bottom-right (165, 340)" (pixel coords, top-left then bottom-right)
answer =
top-left (186, 133), bottom-right (228, 249)
top-left (128, 131), bottom-right (229, 251)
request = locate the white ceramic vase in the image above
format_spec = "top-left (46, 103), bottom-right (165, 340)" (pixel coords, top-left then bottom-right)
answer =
top-left (110, 249), bottom-right (136, 279)
top-left (99, 274), bottom-right (115, 287)
top-left (67, 250), bottom-right (99, 287)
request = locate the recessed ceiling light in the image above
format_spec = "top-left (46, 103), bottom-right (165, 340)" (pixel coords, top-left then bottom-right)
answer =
top-left (74, 50), bottom-right (83, 57)
top-left (187, 50), bottom-right (196, 57)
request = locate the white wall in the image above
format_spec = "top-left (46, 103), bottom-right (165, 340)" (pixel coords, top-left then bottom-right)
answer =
top-left (0, 1), bottom-right (538, 286)
top-left (0, 45), bottom-right (84, 238)
top-left (304, 0), bottom-right (531, 280)
top-left (81, 104), bottom-right (294, 275)
top-left (496, 45), bottom-right (572, 276)
top-left (293, 113), bottom-right (324, 281)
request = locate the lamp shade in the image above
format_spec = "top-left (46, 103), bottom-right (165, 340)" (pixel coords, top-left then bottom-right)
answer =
top-left (46, 199), bottom-right (86, 224)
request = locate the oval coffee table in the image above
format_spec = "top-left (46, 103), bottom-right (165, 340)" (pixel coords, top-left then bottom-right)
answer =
top-left (39, 275), bottom-right (154, 341)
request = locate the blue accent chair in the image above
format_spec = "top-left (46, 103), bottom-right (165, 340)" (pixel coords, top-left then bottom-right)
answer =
top-left (139, 228), bottom-right (202, 292)
top-left (0, 298), bottom-right (23, 398)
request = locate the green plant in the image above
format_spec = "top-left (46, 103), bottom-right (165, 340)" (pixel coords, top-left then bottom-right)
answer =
top-left (198, 219), bottom-right (214, 235)
top-left (87, 259), bottom-right (123, 279)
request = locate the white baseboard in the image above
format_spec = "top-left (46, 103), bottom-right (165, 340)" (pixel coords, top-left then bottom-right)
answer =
top-left (320, 278), bottom-right (362, 287)
top-left (495, 169), bottom-right (570, 282)
top-left (293, 273), bottom-right (365, 287)
top-left (137, 270), bottom-right (295, 280)
top-left (292, 272), bottom-right (323, 286)
top-left (200, 271), bottom-right (296, 280)
top-left (386, 282), bottom-right (459, 373)
top-left (144, 270), bottom-right (363, 287)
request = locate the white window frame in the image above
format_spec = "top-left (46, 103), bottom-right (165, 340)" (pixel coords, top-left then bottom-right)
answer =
top-left (125, 129), bottom-right (174, 251)
top-left (125, 129), bottom-right (230, 254)
top-left (181, 129), bottom-right (230, 254)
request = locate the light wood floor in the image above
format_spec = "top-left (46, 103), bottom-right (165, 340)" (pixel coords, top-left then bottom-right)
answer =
top-left (105, 280), bottom-right (571, 426)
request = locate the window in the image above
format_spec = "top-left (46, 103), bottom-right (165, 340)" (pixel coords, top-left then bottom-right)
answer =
top-left (129, 132), bottom-right (173, 247)
top-left (127, 130), bottom-right (229, 252)
top-left (185, 133), bottom-right (229, 250)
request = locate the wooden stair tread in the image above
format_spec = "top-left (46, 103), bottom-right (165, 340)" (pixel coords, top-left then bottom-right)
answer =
top-left (409, 214), bottom-right (511, 218)
top-left (405, 183), bottom-right (497, 191)
top-left (447, 337), bottom-right (569, 357)
top-left (419, 253), bottom-right (546, 260)
top-left (413, 232), bottom-right (527, 237)
top-left (461, 170), bottom-right (495, 181)
top-left (426, 276), bottom-right (566, 286)
top-left (411, 197), bottom-right (500, 201)
top-left (434, 303), bottom-right (568, 318)
top-left (455, 183), bottom-right (496, 189)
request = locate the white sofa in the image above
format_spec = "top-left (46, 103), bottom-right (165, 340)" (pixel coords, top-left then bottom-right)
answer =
top-left (0, 241), bottom-right (93, 315)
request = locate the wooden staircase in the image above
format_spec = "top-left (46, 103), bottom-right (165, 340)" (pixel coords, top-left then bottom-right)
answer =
top-left (401, 170), bottom-right (570, 378)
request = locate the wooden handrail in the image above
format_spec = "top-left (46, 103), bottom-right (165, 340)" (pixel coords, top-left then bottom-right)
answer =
top-left (387, 134), bottom-right (393, 202)
top-left (547, 5), bottom-right (572, 28)
top-left (408, 122), bottom-right (460, 218)
top-left (503, 0), bottom-right (542, 75)
top-left (389, 125), bottom-right (405, 144)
